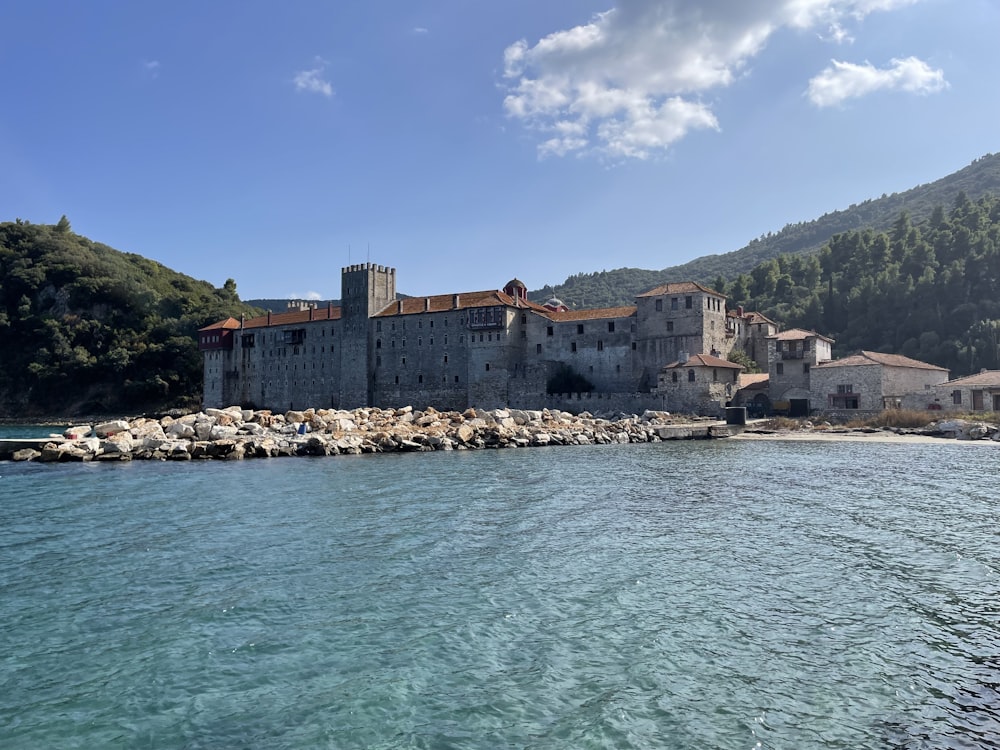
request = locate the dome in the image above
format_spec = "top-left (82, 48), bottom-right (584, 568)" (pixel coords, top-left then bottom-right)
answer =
top-left (505, 278), bottom-right (527, 290)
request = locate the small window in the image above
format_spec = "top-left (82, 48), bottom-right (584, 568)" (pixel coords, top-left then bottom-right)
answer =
top-left (631, 342), bottom-right (636, 350)
top-left (547, 326), bottom-right (553, 336)
top-left (376, 321), bottom-right (382, 332)
top-left (571, 342), bottom-right (577, 352)
top-left (394, 375), bottom-right (399, 384)
top-left (666, 321), bottom-right (674, 332)
top-left (376, 339), bottom-right (381, 349)
top-left (655, 299), bottom-right (663, 312)
top-left (577, 324), bottom-right (584, 334)
top-left (803, 363), bottom-right (810, 374)
top-left (418, 374), bottom-right (423, 383)
top-left (521, 314), bottom-right (527, 324)
top-left (485, 363), bottom-right (490, 371)
top-left (376, 355), bottom-right (381, 366)
top-left (776, 363), bottom-right (784, 375)
top-left (443, 354), bottom-right (448, 364)
top-left (608, 321), bottom-right (615, 333)
top-left (536, 343), bottom-right (542, 354)
top-left (597, 340), bottom-right (604, 351)
top-left (685, 296), bottom-right (692, 309)
top-left (952, 390), bottom-right (962, 405)
top-left (687, 369), bottom-right (695, 382)
top-left (520, 330), bottom-right (526, 339)
top-left (671, 298), bottom-right (678, 310)
top-left (712, 368), bottom-right (718, 381)
top-left (671, 371), bottom-right (678, 383)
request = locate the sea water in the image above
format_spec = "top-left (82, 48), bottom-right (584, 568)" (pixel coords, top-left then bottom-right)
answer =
top-left (1, 439), bottom-right (997, 749)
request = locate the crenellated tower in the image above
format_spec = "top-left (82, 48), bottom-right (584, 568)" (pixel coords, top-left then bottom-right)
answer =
top-left (339, 263), bottom-right (396, 406)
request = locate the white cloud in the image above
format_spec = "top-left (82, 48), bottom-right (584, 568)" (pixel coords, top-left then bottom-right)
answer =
top-left (807, 56), bottom-right (948, 107)
top-left (412, 26), bottom-right (429, 34)
top-left (502, 0), bottom-right (928, 160)
top-left (142, 60), bottom-right (160, 79)
top-left (293, 59), bottom-right (334, 97)
top-left (288, 291), bottom-right (324, 301)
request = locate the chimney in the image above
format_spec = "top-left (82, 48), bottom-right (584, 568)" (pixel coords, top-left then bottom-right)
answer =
top-left (453, 294), bottom-right (460, 309)
top-left (267, 310), bottom-right (272, 325)
top-left (397, 299), bottom-right (403, 314)
top-left (425, 297), bottom-right (431, 312)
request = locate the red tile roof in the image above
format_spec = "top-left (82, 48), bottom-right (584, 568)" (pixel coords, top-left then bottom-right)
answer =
top-left (738, 373), bottom-right (770, 389)
top-left (199, 317), bottom-right (242, 332)
top-left (372, 290), bottom-right (551, 317)
top-left (814, 351), bottom-right (948, 371)
top-left (942, 370), bottom-right (1000, 386)
top-left (768, 327), bottom-right (834, 343)
top-left (546, 306), bottom-right (637, 321)
top-left (636, 281), bottom-right (721, 297)
top-left (238, 306), bottom-right (342, 330)
top-left (662, 353), bottom-right (743, 370)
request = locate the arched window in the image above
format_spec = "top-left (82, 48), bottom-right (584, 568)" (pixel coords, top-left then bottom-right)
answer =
top-left (688, 369), bottom-right (695, 382)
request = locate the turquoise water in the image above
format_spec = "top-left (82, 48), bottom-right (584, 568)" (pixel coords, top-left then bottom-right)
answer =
top-left (1, 440), bottom-right (998, 749)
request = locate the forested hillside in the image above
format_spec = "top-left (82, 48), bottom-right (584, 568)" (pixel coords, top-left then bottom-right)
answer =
top-left (0, 219), bottom-right (259, 417)
top-left (720, 193), bottom-right (1000, 378)
top-left (533, 153), bottom-right (1000, 308)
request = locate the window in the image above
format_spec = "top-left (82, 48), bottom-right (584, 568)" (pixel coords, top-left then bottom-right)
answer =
top-left (608, 321), bottom-right (615, 333)
top-left (444, 355), bottom-right (448, 363)
top-left (418, 337), bottom-right (422, 346)
top-left (376, 355), bottom-right (381, 366)
top-left (547, 326), bottom-right (553, 336)
top-left (952, 390), bottom-right (962, 405)
top-left (376, 339), bottom-right (381, 349)
top-left (655, 299), bottom-right (663, 312)
top-left (776, 341), bottom-right (783, 352)
top-left (803, 363), bottom-right (810, 374)
top-left (837, 384), bottom-right (853, 393)
top-left (687, 369), bottom-right (695, 382)
top-left (521, 314), bottom-right (527, 324)
top-left (776, 363), bottom-right (784, 375)
top-left (394, 375), bottom-right (399, 384)
top-left (666, 321), bottom-right (674, 332)
top-left (671, 298), bottom-right (678, 310)
top-left (485, 363), bottom-right (490, 371)
top-left (571, 342), bottom-right (577, 352)
top-left (376, 321), bottom-right (382, 332)
top-left (536, 343), bottom-right (542, 354)
top-left (671, 371), bottom-right (678, 383)
top-left (520, 330), bottom-right (526, 339)
top-left (712, 369), bottom-right (718, 381)
top-left (577, 324), bottom-right (584, 334)
top-left (685, 296), bottom-right (692, 309)
top-left (418, 375), bottom-right (423, 383)
top-left (597, 340), bottom-right (604, 351)
top-left (631, 342), bottom-right (636, 350)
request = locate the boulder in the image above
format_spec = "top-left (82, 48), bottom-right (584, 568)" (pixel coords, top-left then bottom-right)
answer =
top-left (12, 448), bottom-right (40, 461)
top-left (95, 420), bottom-right (130, 438)
top-left (166, 421), bottom-right (196, 439)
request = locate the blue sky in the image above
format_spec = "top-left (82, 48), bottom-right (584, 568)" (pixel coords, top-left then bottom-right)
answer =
top-left (2, 0), bottom-right (997, 301)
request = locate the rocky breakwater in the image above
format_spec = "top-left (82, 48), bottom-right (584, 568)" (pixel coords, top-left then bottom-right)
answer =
top-left (4, 407), bottom-right (738, 463)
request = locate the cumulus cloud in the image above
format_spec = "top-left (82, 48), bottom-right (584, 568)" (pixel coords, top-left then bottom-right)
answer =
top-left (293, 59), bottom-right (333, 97)
top-left (288, 291), bottom-right (324, 301)
top-left (806, 56), bottom-right (948, 106)
top-left (142, 60), bottom-right (161, 79)
top-left (502, 0), bottom-right (929, 159)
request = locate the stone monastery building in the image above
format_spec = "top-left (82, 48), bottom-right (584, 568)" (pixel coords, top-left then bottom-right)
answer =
top-left (199, 262), bottom-right (779, 416)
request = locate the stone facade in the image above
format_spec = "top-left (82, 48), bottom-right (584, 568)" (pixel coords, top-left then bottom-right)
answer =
top-left (656, 353), bottom-right (742, 415)
top-left (929, 370), bottom-right (1000, 413)
top-left (809, 351), bottom-right (949, 418)
top-left (765, 329), bottom-right (834, 415)
top-left (200, 264), bottom-right (754, 415)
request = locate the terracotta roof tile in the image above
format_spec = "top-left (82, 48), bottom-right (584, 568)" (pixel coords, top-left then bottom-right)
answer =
top-left (546, 306), bottom-right (637, 321)
top-left (372, 290), bottom-right (551, 317)
top-left (814, 350), bottom-right (948, 371)
top-left (240, 306), bottom-right (342, 330)
top-left (738, 373), bottom-right (770, 389)
top-left (199, 317), bottom-right (242, 332)
top-left (942, 370), bottom-right (1000, 387)
top-left (662, 353), bottom-right (742, 370)
top-left (636, 281), bottom-right (721, 298)
top-left (768, 327), bottom-right (834, 343)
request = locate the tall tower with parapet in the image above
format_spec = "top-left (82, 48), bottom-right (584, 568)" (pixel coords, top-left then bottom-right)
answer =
top-left (339, 263), bottom-right (396, 406)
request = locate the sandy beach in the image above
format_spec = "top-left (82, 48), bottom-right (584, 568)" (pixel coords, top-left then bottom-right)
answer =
top-left (731, 427), bottom-right (1000, 446)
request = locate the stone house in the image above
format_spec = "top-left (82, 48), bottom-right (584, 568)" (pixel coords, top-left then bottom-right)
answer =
top-left (809, 351), bottom-right (949, 417)
top-left (766, 329), bottom-right (834, 416)
top-left (930, 370), bottom-right (1000, 413)
top-left (656, 353), bottom-right (743, 415)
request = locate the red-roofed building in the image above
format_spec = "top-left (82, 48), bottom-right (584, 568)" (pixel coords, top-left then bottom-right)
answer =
top-left (810, 350), bottom-right (949, 414)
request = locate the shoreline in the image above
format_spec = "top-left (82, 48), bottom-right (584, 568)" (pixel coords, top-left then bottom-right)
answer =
top-left (2, 407), bottom-right (998, 462)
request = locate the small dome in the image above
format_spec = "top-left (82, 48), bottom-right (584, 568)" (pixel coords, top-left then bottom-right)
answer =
top-left (505, 278), bottom-right (527, 289)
